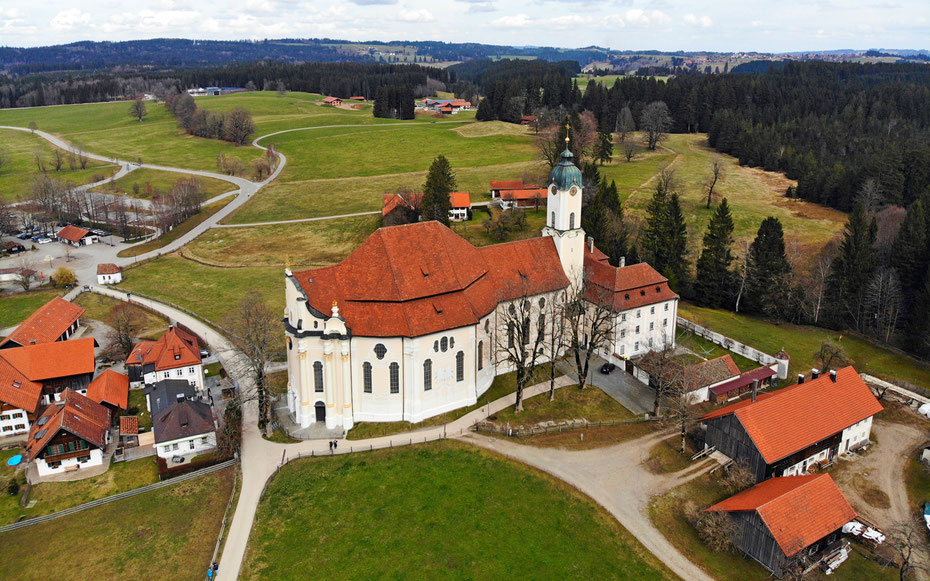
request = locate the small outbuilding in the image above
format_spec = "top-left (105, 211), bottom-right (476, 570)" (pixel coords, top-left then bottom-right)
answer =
top-left (705, 474), bottom-right (856, 576)
top-left (56, 225), bottom-right (98, 247)
top-left (96, 263), bottom-right (123, 285)
top-left (322, 96), bottom-right (343, 107)
top-left (4, 241), bottom-right (25, 254)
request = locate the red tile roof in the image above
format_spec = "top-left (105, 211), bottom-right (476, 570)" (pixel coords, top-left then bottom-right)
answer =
top-left (87, 369), bottom-right (130, 409)
top-left (120, 415), bottom-right (139, 435)
top-left (701, 366), bottom-right (883, 463)
top-left (695, 355), bottom-right (741, 384)
top-left (0, 337), bottom-right (96, 381)
top-left (97, 263), bottom-right (121, 275)
top-left (25, 389), bottom-right (110, 461)
top-left (449, 191), bottom-right (471, 209)
top-left (500, 188), bottom-right (546, 201)
top-left (0, 357), bottom-right (42, 413)
top-left (292, 222), bottom-right (569, 337)
top-left (126, 327), bottom-right (202, 371)
top-left (706, 474), bottom-right (857, 557)
top-left (56, 224), bottom-right (91, 243)
top-left (1, 297), bottom-right (85, 348)
top-left (583, 246), bottom-right (679, 311)
top-left (491, 180), bottom-right (524, 190)
top-left (322, 96), bottom-right (340, 103)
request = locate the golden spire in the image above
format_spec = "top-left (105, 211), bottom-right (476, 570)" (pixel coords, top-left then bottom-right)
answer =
top-left (332, 300), bottom-right (338, 308)
top-left (284, 255), bottom-right (291, 269)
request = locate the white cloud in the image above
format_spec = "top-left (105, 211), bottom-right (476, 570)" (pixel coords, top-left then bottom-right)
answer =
top-left (623, 9), bottom-right (670, 27)
top-left (51, 8), bottom-right (92, 31)
top-left (751, 20), bottom-right (763, 27)
top-left (491, 13), bottom-right (531, 27)
top-left (397, 8), bottom-right (435, 22)
top-left (684, 14), bottom-right (713, 28)
top-left (245, 0), bottom-right (277, 13)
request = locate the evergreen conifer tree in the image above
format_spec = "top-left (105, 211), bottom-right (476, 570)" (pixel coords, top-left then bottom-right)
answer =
top-left (475, 97), bottom-right (494, 121)
top-left (827, 204), bottom-right (877, 331)
top-left (744, 217), bottom-right (792, 316)
top-left (664, 193), bottom-right (690, 292)
top-left (642, 181), bottom-right (670, 274)
top-left (890, 198), bottom-right (928, 301)
top-left (694, 198), bottom-right (735, 307)
top-left (594, 130), bottom-right (613, 165)
top-left (421, 155), bottom-right (456, 226)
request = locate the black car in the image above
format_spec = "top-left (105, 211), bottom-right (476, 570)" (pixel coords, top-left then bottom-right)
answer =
top-left (600, 362), bottom-right (617, 375)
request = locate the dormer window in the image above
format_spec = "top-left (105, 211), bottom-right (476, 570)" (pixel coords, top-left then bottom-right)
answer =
top-left (175, 354), bottom-right (181, 360)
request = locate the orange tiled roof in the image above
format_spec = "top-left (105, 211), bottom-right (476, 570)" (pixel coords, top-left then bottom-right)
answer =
top-left (97, 263), bottom-right (121, 275)
top-left (126, 327), bottom-right (201, 371)
top-left (120, 415), bottom-right (139, 435)
top-left (491, 180), bottom-right (524, 190)
top-left (701, 366), bottom-right (883, 463)
top-left (292, 221), bottom-right (569, 337)
top-left (322, 96), bottom-right (340, 103)
top-left (0, 357), bottom-right (42, 413)
top-left (500, 188), bottom-right (546, 201)
top-left (583, 246), bottom-right (679, 311)
top-left (25, 389), bottom-right (110, 461)
top-left (706, 474), bottom-right (856, 557)
top-left (0, 337), bottom-right (96, 381)
top-left (56, 225), bottom-right (91, 243)
top-left (1, 297), bottom-right (84, 348)
top-left (381, 193), bottom-right (424, 216)
top-left (449, 191), bottom-right (471, 209)
top-left (87, 369), bottom-right (130, 409)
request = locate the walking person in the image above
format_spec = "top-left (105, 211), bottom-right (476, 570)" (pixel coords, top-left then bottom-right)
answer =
top-left (328, 440), bottom-right (333, 454)
top-left (333, 440), bottom-right (338, 451)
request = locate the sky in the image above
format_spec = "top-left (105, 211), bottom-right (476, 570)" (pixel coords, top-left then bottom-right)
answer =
top-left (0, 0), bottom-right (927, 52)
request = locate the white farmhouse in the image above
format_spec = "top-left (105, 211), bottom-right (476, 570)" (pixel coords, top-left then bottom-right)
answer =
top-left (96, 263), bottom-right (123, 285)
top-left (25, 389), bottom-right (110, 477)
top-left (153, 399), bottom-right (216, 459)
top-left (283, 146), bottom-right (678, 432)
top-left (126, 327), bottom-right (204, 392)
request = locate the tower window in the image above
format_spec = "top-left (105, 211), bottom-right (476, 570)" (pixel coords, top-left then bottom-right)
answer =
top-left (551, 212), bottom-right (555, 227)
top-left (569, 212), bottom-right (575, 230)
top-left (363, 362), bottom-right (372, 393)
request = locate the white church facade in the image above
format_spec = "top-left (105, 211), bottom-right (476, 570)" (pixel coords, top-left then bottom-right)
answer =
top-left (283, 147), bottom-right (679, 432)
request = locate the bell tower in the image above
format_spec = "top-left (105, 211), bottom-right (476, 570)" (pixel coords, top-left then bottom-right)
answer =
top-left (542, 137), bottom-right (585, 286)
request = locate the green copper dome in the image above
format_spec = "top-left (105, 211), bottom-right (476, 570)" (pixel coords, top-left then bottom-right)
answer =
top-left (548, 147), bottom-right (582, 190)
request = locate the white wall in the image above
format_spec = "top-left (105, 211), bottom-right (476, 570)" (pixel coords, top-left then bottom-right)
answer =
top-left (612, 298), bottom-right (678, 358)
top-left (0, 409), bottom-right (29, 436)
top-left (145, 363), bottom-right (204, 392)
top-left (36, 448), bottom-right (103, 477)
top-left (156, 432), bottom-right (217, 458)
top-left (97, 272), bottom-right (122, 285)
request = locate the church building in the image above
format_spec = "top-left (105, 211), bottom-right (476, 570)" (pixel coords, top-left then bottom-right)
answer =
top-left (283, 146), bottom-right (679, 432)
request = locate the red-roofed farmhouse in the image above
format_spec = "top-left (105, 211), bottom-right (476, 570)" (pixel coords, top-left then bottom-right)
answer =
top-left (25, 389), bottom-right (111, 477)
top-left (126, 327), bottom-right (204, 391)
top-left (0, 297), bottom-right (85, 349)
top-left (701, 366), bottom-right (883, 482)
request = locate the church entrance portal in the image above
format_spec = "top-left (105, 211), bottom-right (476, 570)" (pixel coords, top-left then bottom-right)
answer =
top-left (314, 401), bottom-right (326, 422)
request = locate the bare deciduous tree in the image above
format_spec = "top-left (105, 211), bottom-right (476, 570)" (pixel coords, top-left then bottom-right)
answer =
top-left (623, 142), bottom-right (636, 162)
top-left (494, 285), bottom-right (547, 412)
top-left (695, 511), bottom-right (737, 552)
top-left (540, 292), bottom-right (568, 401)
top-left (565, 277), bottom-right (619, 390)
top-left (51, 148), bottom-right (63, 172)
top-left (222, 107), bottom-right (256, 146)
top-left (14, 258), bottom-right (38, 291)
top-left (33, 148), bottom-right (46, 172)
top-left (704, 157), bottom-right (725, 208)
top-left (640, 101), bottom-right (672, 151)
top-left (129, 98), bottom-right (147, 122)
top-left (887, 523), bottom-right (928, 581)
top-left (615, 105), bottom-right (635, 143)
top-left (814, 341), bottom-right (852, 372)
top-left (224, 293), bottom-right (281, 433)
top-left (866, 266), bottom-right (902, 343)
top-left (216, 397), bottom-right (243, 458)
top-left (103, 303), bottom-right (144, 361)
top-left (733, 240), bottom-right (752, 313)
top-left (855, 178), bottom-right (882, 215)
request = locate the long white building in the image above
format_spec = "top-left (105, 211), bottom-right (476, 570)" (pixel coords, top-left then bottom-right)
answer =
top-left (284, 147), bottom-right (678, 432)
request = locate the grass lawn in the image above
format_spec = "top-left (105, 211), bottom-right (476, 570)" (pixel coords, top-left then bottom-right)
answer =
top-left (675, 328), bottom-right (759, 371)
top-left (904, 444), bottom-right (930, 515)
top-left (0, 455), bottom-right (159, 525)
top-left (490, 383), bottom-right (632, 426)
top-left (94, 167), bottom-right (236, 200)
top-left (116, 196), bottom-right (233, 258)
top-left (242, 440), bottom-right (674, 580)
top-left (224, 159), bottom-right (541, 224)
top-left (347, 363), bottom-right (552, 440)
top-left (679, 301), bottom-right (930, 387)
top-left (643, 437), bottom-right (700, 474)
top-left (127, 388), bottom-right (153, 431)
top-left (73, 292), bottom-right (168, 337)
top-left (453, 206), bottom-right (548, 248)
top-left (0, 128), bottom-right (115, 202)
top-left (0, 466), bottom-right (234, 580)
top-left (0, 287), bottom-right (62, 329)
top-left (183, 214), bottom-right (380, 267)
top-left (118, 254), bottom-right (281, 323)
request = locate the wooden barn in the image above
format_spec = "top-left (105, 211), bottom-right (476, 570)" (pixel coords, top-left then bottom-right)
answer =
top-left (705, 474), bottom-right (856, 576)
top-left (701, 367), bottom-right (883, 483)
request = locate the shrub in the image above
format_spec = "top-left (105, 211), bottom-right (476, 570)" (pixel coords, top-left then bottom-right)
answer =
top-left (7, 478), bottom-right (19, 496)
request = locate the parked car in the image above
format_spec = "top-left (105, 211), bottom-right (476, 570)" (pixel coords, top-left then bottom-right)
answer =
top-left (31, 235), bottom-right (42, 241)
top-left (36, 237), bottom-right (52, 244)
top-left (600, 362), bottom-right (616, 375)
top-left (16, 232), bottom-right (31, 240)
top-left (200, 349), bottom-right (211, 358)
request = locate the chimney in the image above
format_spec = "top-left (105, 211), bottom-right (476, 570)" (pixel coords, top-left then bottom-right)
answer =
top-left (830, 369), bottom-right (837, 383)
top-left (751, 379), bottom-right (759, 402)
top-left (797, 373), bottom-right (805, 384)
top-left (619, 256), bottom-right (626, 268)
top-left (811, 368), bottom-right (820, 380)
top-left (587, 236), bottom-right (594, 253)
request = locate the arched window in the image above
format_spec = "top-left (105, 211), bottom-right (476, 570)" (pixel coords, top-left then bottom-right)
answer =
top-left (287, 337), bottom-right (292, 350)
top-left (449, 337), bottom-right (455, 348)
top-left (297, 319), bottom-right (302, 330)
top-left (522, 316), bottom-right (530, 345)
top-left (374, 344), bottom-right (387, 359)
top-left (539, 297), bottom-right (546, 308)
top-left (456, 351), bottom-right (465, 382)
top-left (440, 337), bottom-right (448, 352)
top-left (423, 359), bottom-right (432, 391)
top-left (313, 361), bottom-right (324, 393)
top-left (550, 211), bottom-right (555, 227)
top-left (508, 322), bottom-right (515, 348)
top-left (477, 341), bottom-right (484, 371)
top-left (537, 313), bottom-right (546, 343)
top-left (433, 340), bottom-right (439, 352)
top-left (313, 321), bottom-right (318, 329)
top-left (389, 363), bottom-right (400, 394)
top-left (484, 320), bottom-right (490, 334)
top-left (363, 362), bottom-right (372, 393)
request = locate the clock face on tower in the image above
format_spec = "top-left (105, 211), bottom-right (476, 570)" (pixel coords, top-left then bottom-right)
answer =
top-left (549, 184), bottom-right (558, 196)
top-left (569, 185), bottom-right (580, 196)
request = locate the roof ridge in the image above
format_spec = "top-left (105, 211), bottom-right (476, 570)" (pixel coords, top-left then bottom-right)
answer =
top-left (755, 475), bottom-right (823, 511)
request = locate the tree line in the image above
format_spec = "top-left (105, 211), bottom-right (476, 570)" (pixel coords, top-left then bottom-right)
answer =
top-left (163, 90), bottom-right (255, 145)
